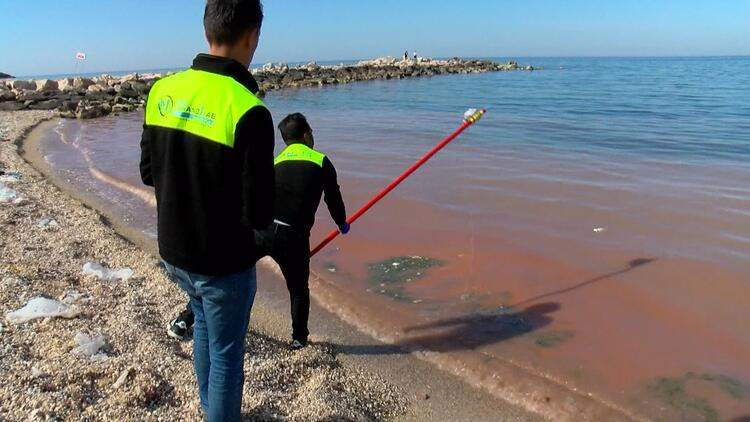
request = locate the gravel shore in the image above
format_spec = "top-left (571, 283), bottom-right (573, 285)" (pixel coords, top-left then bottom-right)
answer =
top-left (0, 110), bottom-right (406, 421)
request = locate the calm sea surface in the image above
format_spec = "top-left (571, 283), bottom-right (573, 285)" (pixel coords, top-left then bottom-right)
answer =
top-left (37, 57), bottom-right (750, 420)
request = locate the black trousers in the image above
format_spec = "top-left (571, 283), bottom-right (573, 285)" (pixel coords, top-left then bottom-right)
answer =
top-left (255, 224), bottom-right (311, 343)
top-left (176, 224), bottom-right (311, 342)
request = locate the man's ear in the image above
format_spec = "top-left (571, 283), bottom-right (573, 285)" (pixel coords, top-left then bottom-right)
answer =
top-left (245, 27), bottom-right (259, 48)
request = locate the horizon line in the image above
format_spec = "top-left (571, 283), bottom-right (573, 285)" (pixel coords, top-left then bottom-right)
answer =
top-left (8, 54), bottom-right (750, 79)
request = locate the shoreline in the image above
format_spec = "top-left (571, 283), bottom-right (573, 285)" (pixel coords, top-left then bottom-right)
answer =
top-left (0, 56), bottom-right (534, 119)
top-left (2, 112), bottom-right (545, 420)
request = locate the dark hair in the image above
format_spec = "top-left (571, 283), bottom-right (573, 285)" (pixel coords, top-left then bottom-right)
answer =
top-left (204, 0), bottom-right (264, 45)
top-left (278, 113), bottom-right (311, 143)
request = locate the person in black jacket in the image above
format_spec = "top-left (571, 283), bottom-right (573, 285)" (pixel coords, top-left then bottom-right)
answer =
top-left (140, 1), bottom-right (273, 420)
top-left (168, 113), bottom-right (348, 350)
top-left (258, 112), bottom-right (349, 349)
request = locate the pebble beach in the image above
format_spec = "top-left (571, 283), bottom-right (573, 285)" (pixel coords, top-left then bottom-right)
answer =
top-left (0, 111), bottom-right (407, 421)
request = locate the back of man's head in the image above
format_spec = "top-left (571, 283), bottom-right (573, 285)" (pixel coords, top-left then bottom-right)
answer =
top-left (204, 0), bottom-right (264, 46)
top-left (278, 113), bottom-right (311, 144)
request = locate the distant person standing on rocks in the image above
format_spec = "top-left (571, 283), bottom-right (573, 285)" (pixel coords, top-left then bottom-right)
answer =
top-left (413, 50), bottom-right (418, 61)
top-left (403, 50), bottom-right (409, 61)
top-left (139, 1), bottom-right (273, 421)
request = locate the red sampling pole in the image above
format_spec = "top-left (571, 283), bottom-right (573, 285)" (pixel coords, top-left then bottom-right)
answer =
top-left (310, 108), bottom-right (487, 257)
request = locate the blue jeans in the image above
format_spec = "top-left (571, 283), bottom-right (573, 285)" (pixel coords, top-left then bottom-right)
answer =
top-left (164, 262), bottom-right (257, 422)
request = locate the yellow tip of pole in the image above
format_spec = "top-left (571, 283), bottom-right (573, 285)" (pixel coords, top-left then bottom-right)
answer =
top-left (465, 108), bottom-right (487, 124)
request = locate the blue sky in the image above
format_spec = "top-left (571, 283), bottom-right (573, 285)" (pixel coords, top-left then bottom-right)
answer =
top-left (1, 0), bottom-right (748, 77)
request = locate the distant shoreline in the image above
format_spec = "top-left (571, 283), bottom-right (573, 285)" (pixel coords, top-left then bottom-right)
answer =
top-left (9, 54), bottom-right (749, 80)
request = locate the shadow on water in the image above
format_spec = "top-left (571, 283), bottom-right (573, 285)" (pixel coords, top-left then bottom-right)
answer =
top-left (511, 258), bottom-right (657, 307)
top-left (331, 302), bottom-right (560, 356)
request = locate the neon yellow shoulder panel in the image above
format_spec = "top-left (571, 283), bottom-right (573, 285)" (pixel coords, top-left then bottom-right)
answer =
top-left (274, 143), bottom-right (326, 167)
top-left (145, 69), bottom-right (265, 148)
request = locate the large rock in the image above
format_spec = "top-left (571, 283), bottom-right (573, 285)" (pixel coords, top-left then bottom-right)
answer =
top-left (11, 80), bottom-right (36, 90)
top-left (28, 99), bottom-right (62, 110)
top-left (86, 84), bottom-right (114, 95)
top-left (57, 78), bottom-right (74, 91)
top-left (0, 90), bottom-right (15, 101)
top-left (35, 79), bottom-right (58, 92)
top-left (119, 73), bottom-right (139, 83)
top-left (15, 89), bottom-right (45, 101)
top-left (73, 77), bottom-right (94, 90)
top-left (75, 103), bottom-right (109, 119)
top-left (0, 101), bottom-right (26, 111)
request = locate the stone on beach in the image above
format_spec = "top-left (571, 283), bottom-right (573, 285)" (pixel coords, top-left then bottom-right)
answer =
top-left (5, 297), bottom-right (80, 324)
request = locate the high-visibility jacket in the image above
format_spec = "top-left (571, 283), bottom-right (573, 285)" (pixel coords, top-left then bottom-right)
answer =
top-left (272, 143), bottom-right (346, 233)
top-left (140, 54), bottom-right (275, 275)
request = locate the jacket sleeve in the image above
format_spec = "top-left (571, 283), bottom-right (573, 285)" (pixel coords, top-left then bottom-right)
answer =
top-left (321, 157), bottom-right (347, 226)
top-left (139, 122), bottom-right (154, 187)
top-left (236, 106), bottom-right (275, 229)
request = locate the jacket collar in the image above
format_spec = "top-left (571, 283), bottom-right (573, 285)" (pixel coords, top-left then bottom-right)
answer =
top-left (191, 53), bottom-right (260, 94)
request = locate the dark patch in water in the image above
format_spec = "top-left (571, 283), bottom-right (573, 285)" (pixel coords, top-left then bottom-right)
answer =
top-left (534, 330), bottom-right (574, 348)
top-left (367, 256), bottom-right (444, 301)
top-left (650, 376), bottom-right (719, 422)
top-left (686, 372), bottom-right (749, 400)
top-left (648, 372), bottom-right (750, 422)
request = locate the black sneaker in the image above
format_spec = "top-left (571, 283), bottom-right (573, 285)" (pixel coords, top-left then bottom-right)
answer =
top-left (291, 339), bottom-right (307, 350)
top-left (167, 311), bottom-right (193, 340)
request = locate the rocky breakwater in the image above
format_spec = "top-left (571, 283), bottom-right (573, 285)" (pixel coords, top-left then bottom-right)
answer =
top-left (0, 57), bottom-right (534, 119)
top-left (252, 56), bottom-right (534, 92)
top-left (0, 74), bottom-right (157, 119)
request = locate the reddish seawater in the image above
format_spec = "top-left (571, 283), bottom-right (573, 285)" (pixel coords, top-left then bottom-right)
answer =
top-left (37, 57), bottom-right (750, 420)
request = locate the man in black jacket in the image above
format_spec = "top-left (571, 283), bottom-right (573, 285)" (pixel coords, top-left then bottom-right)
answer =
top-left (168, 113), bottom-right (349, 350)
top-left (257, 112), bottom-right (349, 349)
top-left (139, 1), bottom-right (273, 420)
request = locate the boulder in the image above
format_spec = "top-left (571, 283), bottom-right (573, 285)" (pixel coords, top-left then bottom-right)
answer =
top-left (11, 80), bottom-right (36, 90)
top-left (35, 79), bottom-right (58, 92)
top-left (112, 103), bottom-right (135, 113)
top-left (28, 99), bottom-right (62, 110)
top-left (115, 83), bottom-right (139, 98)
top-left (57, 78), bottom-right (74, 91)
top-left (59, 100), bottom-right (79, 113)
top-left (0, 90), bottom-right (15, 101)
top-left (15, 90), bottom-right (45, 101)
top-left (130, 81), bottom-right (149, 95)
top-left (73, 77), bottom-right (95, 90)
top-left (76, 103), bottom-right (108, 119)
top-left (119, 73), bottom-right (139, 83)
top-left (86, 84), bottom-right (112, 94)
top-left (0, 101), bottom-right (26, 111)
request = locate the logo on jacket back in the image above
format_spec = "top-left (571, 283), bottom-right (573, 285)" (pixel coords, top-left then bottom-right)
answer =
top-left (158, 96), bottom-right (217, 126)
top-left (157, 96), bottom-right (173, 117)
